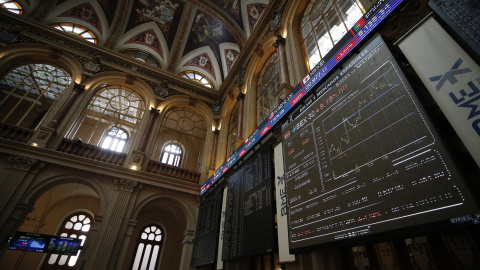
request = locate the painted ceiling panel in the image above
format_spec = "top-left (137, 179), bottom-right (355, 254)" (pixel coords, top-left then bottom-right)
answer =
top-left (247, 4), bottom-right (267, 32)
top-left (60, 3), bottom-right (103, 34)
top-left (184, 10), bottom-right (236, 80)
top-left (126, 0), bottom-right (185, 50)
top-left (225, 49), bottom-right (239, 73)
top-left (210, 0), bottom-right (243, 29)
top-left (126, 29), bottom-right (164, 58)
top-left (184, 53), bottom-right (216, 80)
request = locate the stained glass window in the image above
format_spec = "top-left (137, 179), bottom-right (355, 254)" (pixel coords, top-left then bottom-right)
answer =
top-left (69, 86), bottom-right (145, 151)
top-left (51, 23), bottom-right (97, 44)
top-left (179, 71), bottom-right (212, 88)
top-left (0, 0), bottom-right (22, 15)
top-left (122, 50), bottom-right (159, 67)
top-left (301, 0), bottom-right (364, 70)
top-left (131, 225), bottom-right (164, 270)
top-left (0, 63), bottom-right (72, 129)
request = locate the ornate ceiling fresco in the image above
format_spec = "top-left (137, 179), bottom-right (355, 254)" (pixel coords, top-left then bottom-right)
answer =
top-left (6, 0), bottom-right (272, 99)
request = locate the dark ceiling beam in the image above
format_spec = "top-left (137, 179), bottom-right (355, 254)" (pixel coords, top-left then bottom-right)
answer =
top-left (167, 2), bottom-right (195, 72)
top-left (103, 0), bottom-right (131, 49)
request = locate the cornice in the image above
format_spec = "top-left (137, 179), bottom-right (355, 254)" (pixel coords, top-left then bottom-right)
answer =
top-left (0, 139), bottom-right (201, 195)
top-left (0, 10), bottom-right (220, 104)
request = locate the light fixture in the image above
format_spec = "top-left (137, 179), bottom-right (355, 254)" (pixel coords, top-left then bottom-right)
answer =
top-left (32, 143), bottom-right (38, 147)
top-left (130, 165), bottom-right (138, 170)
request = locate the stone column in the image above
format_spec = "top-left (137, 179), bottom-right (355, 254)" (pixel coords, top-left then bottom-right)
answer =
top-left (179, 229), bottom-right (195, 270)
top-left (113, 220), bottom-right (138, 269)
top-left (273, 35), bottom-right (291, 86)
top-left (86, 179), bottom-right (143, 270)
top-left (0, 202), bottom-right (34, 258)
top-left (130, 108), bottom-right (160, 170)
top-left (210, 129), bottom-right (219, 170)
top-left (0, 156), bottom-right (45, 227)
top-left (138, 108), bottom-right (160, 152)
top-left (236, 93), bottom-right (245, 140)
top-left (29, 83), bottom-right (85, 148)
top-left (48, 83), bottom-right (85, 129)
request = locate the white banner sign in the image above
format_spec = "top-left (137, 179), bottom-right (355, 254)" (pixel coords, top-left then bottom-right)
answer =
top-left (216, 187), bottom-right (228, 270)
top-left (274, 143), bottom-right (296, 263)
top-left (398, 17), bottom-right (480, 167)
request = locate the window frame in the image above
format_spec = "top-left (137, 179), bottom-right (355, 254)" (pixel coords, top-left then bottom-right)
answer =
top-left (130, 224), bottom-right (165, 270)
top-left (100, 126), bottom-right (129, 152)
top-left (0, 63), bottom-right (72, 129)
top-left (160, 141), bottom-right (184, 167)
top-left (0, 0), bottom-right (23, 15)
top-left (42, 212), bottom-right (93, 269)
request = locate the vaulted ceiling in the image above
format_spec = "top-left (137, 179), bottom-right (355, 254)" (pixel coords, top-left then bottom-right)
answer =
top-left (7, 0), bottom-right (274, 102)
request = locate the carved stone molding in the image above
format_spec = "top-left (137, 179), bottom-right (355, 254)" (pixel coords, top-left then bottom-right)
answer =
top-left (7, 155), bottom-right (45, 173)
top-left (114, 178), bottom-right (143, 193)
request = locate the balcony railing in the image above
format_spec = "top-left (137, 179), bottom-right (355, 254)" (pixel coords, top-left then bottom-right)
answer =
top-left (57, 138), bottom-right (126, 166)
top-left (0, 123), bottom-right (34, 143)
top-left (147, 160), bottom-right (200, 184)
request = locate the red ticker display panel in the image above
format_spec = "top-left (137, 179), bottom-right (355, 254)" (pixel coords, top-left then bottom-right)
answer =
top-left (281, 36), bottom-right (479, 250)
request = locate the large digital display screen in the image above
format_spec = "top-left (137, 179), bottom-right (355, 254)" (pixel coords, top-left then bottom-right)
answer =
top-left (201, 0), bottom-right (406, 196)
top-left (8, 231), bottom-right (82, 255)
top-left (281, 36), bottom-right (479, 250)
top-left (221, 144), bottom-right (275, 260)
top-left (191, 184), bottom-right (224, 266)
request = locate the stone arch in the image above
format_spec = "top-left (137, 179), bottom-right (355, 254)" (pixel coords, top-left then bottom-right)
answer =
top-left (153, 95), bottom-right (215, 180)
top-left (243, 33), bottom-right (278, 135)
top-left (21, 173), bottom-right (108, 216)
top-left (132, 192), bottom-right (197, 230)
top-left (59, 72), bottom-right (156, 152)
top-left (0, 43), bottom-right (83, 84)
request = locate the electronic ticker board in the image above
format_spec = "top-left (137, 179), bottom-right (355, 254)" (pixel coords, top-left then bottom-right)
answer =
top-left (281, 35), bottom-right (479, 250)
top-left (191, 185), bottom-right (224, 266)
top-left (221, 144), bottom-right (275, 260)
top-left (201, 0), bottom-right (407, 196)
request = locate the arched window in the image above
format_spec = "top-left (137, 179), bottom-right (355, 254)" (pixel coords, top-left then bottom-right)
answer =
top-left (122, 50), bottom-right (159, 67)
top-left (179, 71), bottom-right (212, 88)
top-left (42, 212), bottom-right (93, 269)
top-left (131, 224), bottom-right (164, 270)
top-left (68, 86), bottom-right (145, 152)
top-left (153, 107), bottom-right (207, 171)
top-left (1, 0), bottom-right (23, 14)
top-left (51, 23), bottom-right (97, 44)
top-left (257, 52), bottom-right (280, 125)
top-left (160, 142), bottom-right (183, 167)
top-left (301, 0), bottom-right (364, 70)
top-left (100, 126), bottom-right (129, 152)
top-left (0, 63), bottom-right (72, 129)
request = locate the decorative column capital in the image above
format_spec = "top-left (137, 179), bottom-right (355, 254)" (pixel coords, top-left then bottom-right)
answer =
top-left (7, 155), bottom-right (45, 172)
top-left (73, 83), bottom-right (85, 93)
top-left (236, 92), bottom-right (245, 101)
top-left (182, 229), bottom-right (195, 244)
top-left (150, 107), bottom-right (160, 116)
top-left (114, 178), bottom-right (143, 193)
top-left (273, 35), bottom-right (286, 48)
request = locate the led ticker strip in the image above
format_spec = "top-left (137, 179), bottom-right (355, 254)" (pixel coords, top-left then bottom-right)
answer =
top-left (201, 0), bottom-right (405, 195)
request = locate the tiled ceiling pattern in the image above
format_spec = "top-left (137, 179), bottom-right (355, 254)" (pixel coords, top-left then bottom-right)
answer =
top-left (35, 0), bottom-right (270, 91)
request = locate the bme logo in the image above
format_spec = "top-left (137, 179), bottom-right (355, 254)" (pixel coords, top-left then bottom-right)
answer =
top-left (429, 58), bottom-right (480, 135)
